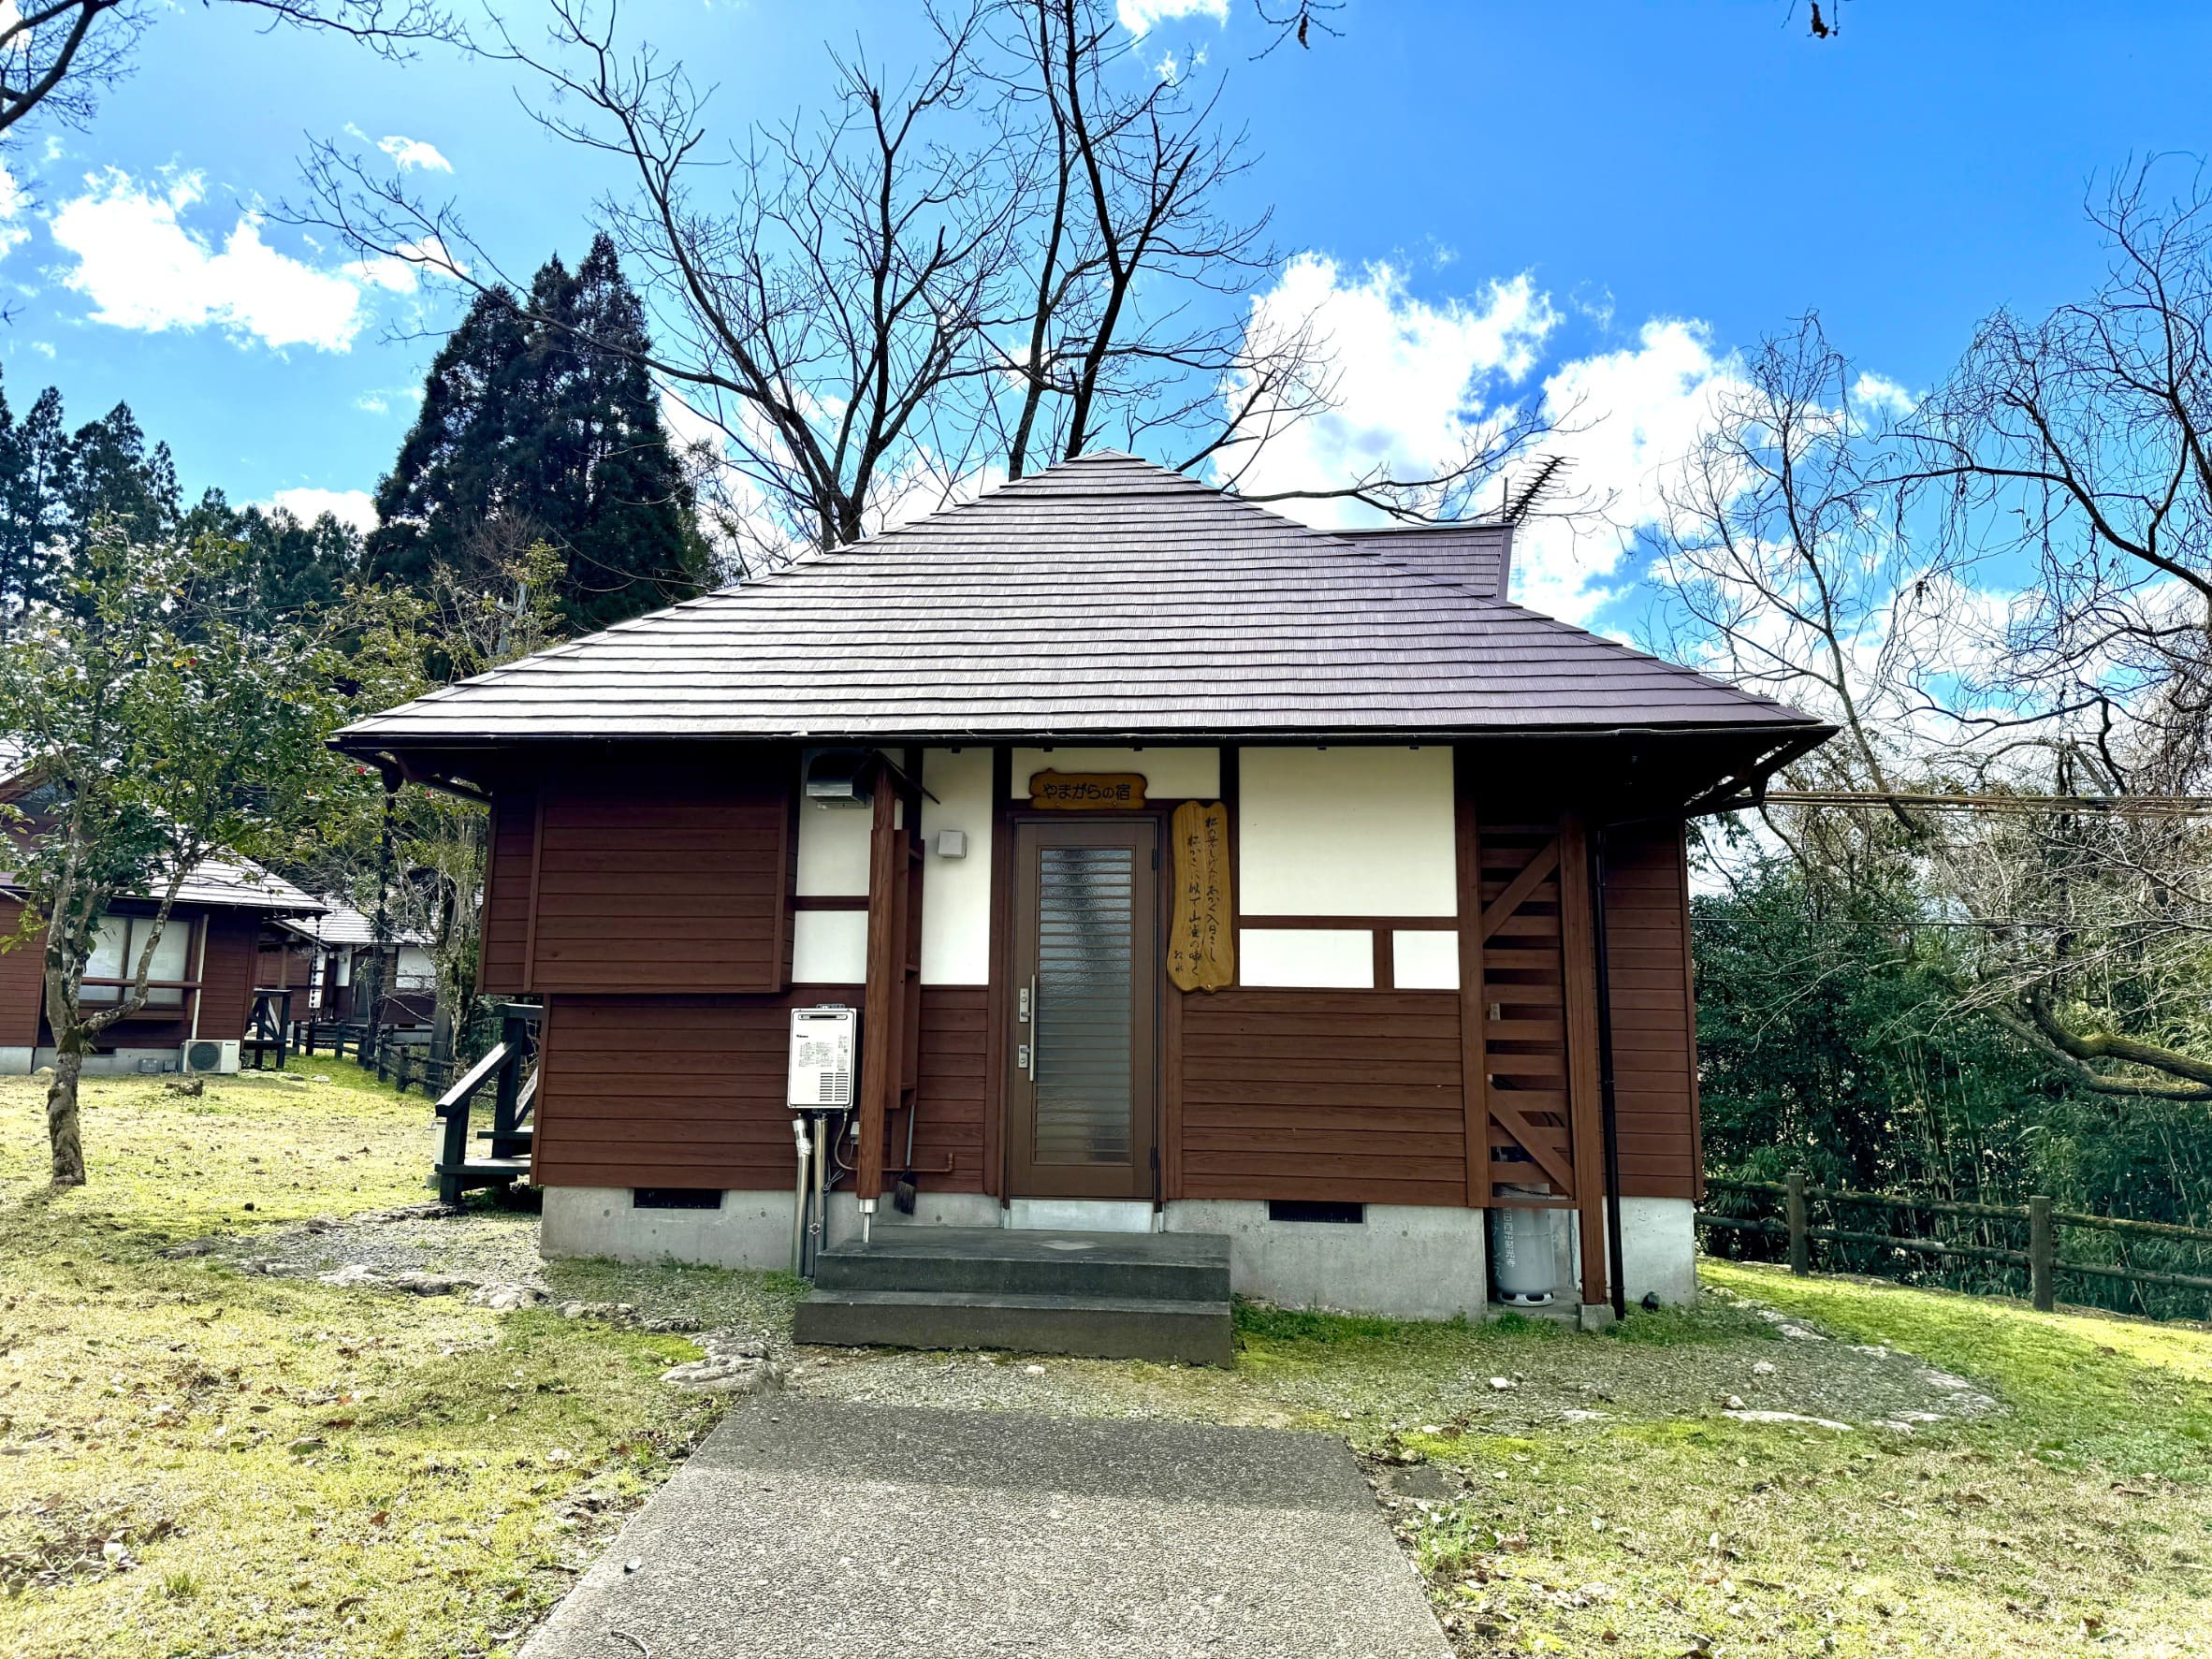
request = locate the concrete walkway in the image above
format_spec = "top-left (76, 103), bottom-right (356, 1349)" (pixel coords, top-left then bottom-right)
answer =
top-left (522, 1399), bottom-right (1451, 1659)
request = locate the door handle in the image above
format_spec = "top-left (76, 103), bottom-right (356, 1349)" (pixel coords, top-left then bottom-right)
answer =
top-left (1022, 975), bottom-right (1037, 1080)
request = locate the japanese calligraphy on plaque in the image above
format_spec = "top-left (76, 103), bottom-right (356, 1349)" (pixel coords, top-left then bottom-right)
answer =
top-left (1027, 770), bottom-right (1147, 810)
top-left (1168, 799), bottom-right (1234, 993)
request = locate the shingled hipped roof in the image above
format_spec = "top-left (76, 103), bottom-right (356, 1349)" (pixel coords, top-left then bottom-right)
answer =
top-left (339, 453), bottom-right (1826, 748)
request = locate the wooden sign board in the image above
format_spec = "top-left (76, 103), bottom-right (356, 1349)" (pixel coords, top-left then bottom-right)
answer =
top-left (1027, 770), bottom-right (1147, 811)
top-left (1168, 799), bottom-right (1234, 993)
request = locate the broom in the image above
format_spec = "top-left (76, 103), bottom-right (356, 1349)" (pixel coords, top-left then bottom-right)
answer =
top-left (892, 1102), bottom-right (918, 1215)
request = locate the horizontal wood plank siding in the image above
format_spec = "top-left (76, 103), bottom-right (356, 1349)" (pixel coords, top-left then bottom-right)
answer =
top-left (1602, 822), bottom-right (1700, 1200)
top-left (1177, 988), bottom-right (1465, 1206)
top-left (534, 985), bottom-right (987, 1195)
top-left (529, 758), bottom-right (791, 994)
top-left (0, 897), bottom-right (43, 1047)
top-left (480, 788), bottom-right (535, 994)
top-left (912, 987), bottom-right (987, 1190)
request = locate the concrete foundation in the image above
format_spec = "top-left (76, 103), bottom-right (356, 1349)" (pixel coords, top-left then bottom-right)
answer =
top-left (1004, 1198), bottom-right (1156, 1233)
top-left (540, 1185), bottom-right (1697, 1317)
top-left (1564, 1197), bottom-right (1700, 1308)
top-left (540, 1186), bottom-right (1001, 1271)
top-left (1162, 1199), bottom-right (1490, 1318)
top-left (0, 1044), bottom-right (191, 1078)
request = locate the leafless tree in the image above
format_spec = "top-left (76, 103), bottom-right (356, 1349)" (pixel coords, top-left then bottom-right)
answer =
top-left (299, 0), bottom-right (1556, 571)
top-left (1651, 164), bottom-right (2212, 1102)
top-left (0, 0), bottom-right (464, 141)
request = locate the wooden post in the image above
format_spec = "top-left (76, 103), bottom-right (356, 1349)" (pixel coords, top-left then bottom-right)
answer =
top-left (2030, 1194), bottom-right (2056, 1312)
top-left (1786, 1170), bottom-right (1810, 1276)
top-left (1557, 810), bottom-right (1609, 1311)
top-left (1452, 754), bottom-right (1491, 1208)
top-left (856, 774), bottom-right (902, 1213)
top-left (489, 1007), bottom-right (531, 1157)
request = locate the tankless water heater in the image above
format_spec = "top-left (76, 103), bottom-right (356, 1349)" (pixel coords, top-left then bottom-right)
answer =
top-left (787, 1006), bottom-right (857, 1110)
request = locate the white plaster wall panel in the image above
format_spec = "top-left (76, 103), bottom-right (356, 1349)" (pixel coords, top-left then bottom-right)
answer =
top-left (1239, 928), bottom-right (1374, 989)
top-left (921, 747), bottom-right (994, 984)
top-left (1010, 746), bottom-right (1220, 799)
top-left (1239, 747), bottom-right (1457, 916)
top-left (792, 910), bottom-right (867, 983)
top-left (794, 799), bottom-right (873, 896)
top-left (1391, 929), bottom-right (1461, 990)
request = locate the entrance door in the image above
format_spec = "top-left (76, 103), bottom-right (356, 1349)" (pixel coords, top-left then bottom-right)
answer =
top-left (1007, 817), bottom-right (1158, 1200)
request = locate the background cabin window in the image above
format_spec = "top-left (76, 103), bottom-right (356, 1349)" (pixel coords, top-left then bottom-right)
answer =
top-left (82, 915), bottom-right (192, 1007)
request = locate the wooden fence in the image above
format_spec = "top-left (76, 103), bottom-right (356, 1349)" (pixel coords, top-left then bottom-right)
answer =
top-left (1697, 1172), bottom-right (2212, 1315)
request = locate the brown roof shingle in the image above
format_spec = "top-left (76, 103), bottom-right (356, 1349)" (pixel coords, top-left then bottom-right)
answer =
top-left (339, 452), bottom-right (1825, 747)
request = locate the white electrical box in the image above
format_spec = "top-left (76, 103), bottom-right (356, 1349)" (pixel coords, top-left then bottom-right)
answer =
top-left (787, 1006), bottom-right (857, 1110)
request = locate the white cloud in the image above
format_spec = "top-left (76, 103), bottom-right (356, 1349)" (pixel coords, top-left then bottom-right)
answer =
top-left (1851, 371), bottom-right (1916, 417)
top-left (51, 169), bottom-right (371, 351)
top-left (1215, 254), bottom-right (1560, 510)
top-left (377, 135), bottom-right (453, 173)
top-left (259, 487), bottom-right (377, 533)
top-left (342, 235), bottom-right (467, 295)
top-left (1513, 317), bottom-right (1747, 623)
top-left (1218, 257), bottom-right (1757, 626)
top-left (1119, 0), bottom-right (1227, 34)
top-left (355, 392), bottom-right (388, 415)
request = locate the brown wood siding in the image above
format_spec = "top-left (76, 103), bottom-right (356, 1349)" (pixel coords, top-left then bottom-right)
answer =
top-left (1176, 989), bottom-right (1466, 1207)
top-left (480, 787), bottom-right (537, 994)
top-left (528, 758), bottom-right (792, 994)
top-left (1603, 822), bottom-right (1700, 1200)
top-left (533, 985), bottom-right (988, 1195)
top-left (196, 911), bottom-right (262, 1044)
top-left (912, 987), bottom-right (987, 1190)
top-left (0, 896), bottom-right (45, 1047)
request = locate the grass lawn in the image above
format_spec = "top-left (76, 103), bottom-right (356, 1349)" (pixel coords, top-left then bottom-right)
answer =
top-left (5, 1065), bottom-right (2208, 1658)
top-left (1366, 1268), bottom-right (2212, 1657)
top-left (0, 1064), bottom-right (735, 1658)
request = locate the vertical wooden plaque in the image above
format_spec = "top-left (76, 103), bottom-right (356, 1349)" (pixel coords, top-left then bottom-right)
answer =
top-left (1168, 800), bottom-right (1234, 993)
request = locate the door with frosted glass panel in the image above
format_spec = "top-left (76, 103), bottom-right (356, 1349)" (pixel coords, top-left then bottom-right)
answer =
top-left (1007, 818), bottom-right (1158, 1200)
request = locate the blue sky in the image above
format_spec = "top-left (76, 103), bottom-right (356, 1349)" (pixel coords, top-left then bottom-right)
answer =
top-left (5, 0), bottom-right (2208, 623)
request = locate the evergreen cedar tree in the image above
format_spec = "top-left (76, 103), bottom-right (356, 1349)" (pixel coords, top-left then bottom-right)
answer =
top-left (0, 375), bottom-right (357, 625)
top-left (368, 234), bottom-right (709, 633)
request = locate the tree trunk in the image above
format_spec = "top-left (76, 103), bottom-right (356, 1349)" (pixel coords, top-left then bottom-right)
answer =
top-left (47, 1041), bottom-right (86, 1187)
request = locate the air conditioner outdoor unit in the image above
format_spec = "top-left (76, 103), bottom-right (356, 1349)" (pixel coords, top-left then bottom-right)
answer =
top-left (182, 1039), bottom-right (240, 1076)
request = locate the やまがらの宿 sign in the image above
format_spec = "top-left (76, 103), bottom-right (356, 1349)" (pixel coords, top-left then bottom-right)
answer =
top-left (1027, 770), bottom-right (1148, 810)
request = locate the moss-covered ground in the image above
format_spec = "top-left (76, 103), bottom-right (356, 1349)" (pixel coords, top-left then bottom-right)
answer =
top-left (6, 1066), bottom-right (2207, 1657)
top-left (0, 1066), bottom-right (749, 1658)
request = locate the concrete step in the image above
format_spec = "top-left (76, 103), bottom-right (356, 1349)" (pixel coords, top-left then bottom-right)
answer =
top-left (814, 1226), bottom-right (1230, 1303)
top-left (793, 1288), bottom-right (1234, 1367)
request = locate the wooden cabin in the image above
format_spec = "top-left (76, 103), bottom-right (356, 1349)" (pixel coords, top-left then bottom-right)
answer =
top-left (280, 900), bottom-right (438, 1029)
top-left (0, 854), bottom-right (324, 1076)
top-left (337, 454), bottom-right (1830, 1327)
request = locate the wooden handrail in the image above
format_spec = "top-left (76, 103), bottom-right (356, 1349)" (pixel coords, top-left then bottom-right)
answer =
top-left (435, 1041), bottom-right (508, 1116)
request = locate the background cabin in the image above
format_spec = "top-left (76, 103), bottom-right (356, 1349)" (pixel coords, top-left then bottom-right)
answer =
top-left (339, 454), bottom-right (1832, 1324)
top-left (0, 856), bottom-right (324, 1076)
top-left (281, 900), bottom-right (438, 1030)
